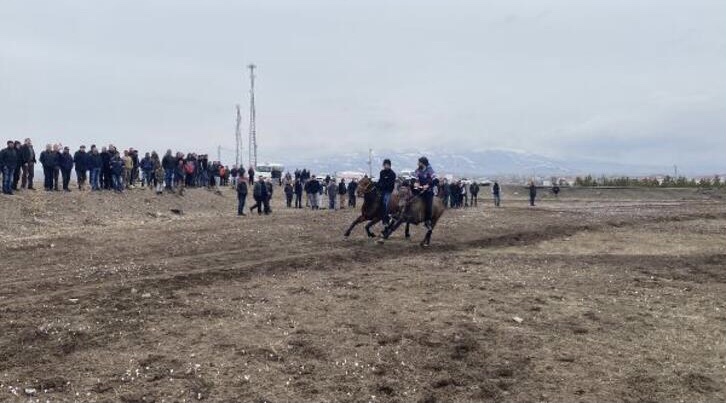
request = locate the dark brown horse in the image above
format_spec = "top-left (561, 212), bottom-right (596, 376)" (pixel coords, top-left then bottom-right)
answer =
top-left (344, 177), bottom-right (401, 238)
top-left (381, 184), bottom-right (445, 246)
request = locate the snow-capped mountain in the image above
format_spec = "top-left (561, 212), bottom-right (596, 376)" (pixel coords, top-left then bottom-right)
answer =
top-left (277, 149), bottom-right (670, 177)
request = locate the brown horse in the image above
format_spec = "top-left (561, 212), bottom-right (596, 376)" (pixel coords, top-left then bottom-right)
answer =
top-left (381, 185), bottom-right (445, 246)
top-left (344, 177), bottom-right (401, 238)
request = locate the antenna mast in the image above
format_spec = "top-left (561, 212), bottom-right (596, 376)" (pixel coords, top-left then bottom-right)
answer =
top-left (235, 104), bottom-right (242, 167)
top-left (248, 64), bottom-right (257, 168)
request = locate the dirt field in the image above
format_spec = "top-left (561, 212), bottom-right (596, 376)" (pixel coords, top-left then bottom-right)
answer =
top-left (1, 185), bottom-right (725, 402)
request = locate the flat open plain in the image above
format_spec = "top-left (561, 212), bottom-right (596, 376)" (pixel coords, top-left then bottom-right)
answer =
top-left (1, 186), bottom-right (724, 402)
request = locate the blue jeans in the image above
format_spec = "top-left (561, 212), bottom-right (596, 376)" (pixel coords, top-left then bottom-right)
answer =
top-left (2, 166), bottom-right (15, 193)
top-left (90, 168), bottom-right (101, 190)
top-left (381, 192), bottom-right (392, 223)
top-left (164, 169), bottom-right (174, 189)
top-left (112, 173), bottom-right (124, 191)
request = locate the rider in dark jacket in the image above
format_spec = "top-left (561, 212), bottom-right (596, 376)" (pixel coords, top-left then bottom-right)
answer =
top-left (414, 156), bottom-right (436, 229)
top-left (377, 159), bottom-right (396, 225)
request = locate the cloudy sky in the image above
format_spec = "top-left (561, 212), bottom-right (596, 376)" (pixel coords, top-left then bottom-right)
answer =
top-left (1, 0), bottom-right (725, 172)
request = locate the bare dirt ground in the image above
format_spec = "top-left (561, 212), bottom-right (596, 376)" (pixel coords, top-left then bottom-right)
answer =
top-left (1, 185), bottom-right (725, 402)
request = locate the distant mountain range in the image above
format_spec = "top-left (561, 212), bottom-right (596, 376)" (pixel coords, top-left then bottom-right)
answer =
top-left (277, 149), bottom-right (675, 178)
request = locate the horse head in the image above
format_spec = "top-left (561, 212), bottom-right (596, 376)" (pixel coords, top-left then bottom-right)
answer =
top-left (357, 177), bottom-right (374, 197)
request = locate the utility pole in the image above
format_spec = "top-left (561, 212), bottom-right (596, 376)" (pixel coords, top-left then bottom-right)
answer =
top-left (235, 104), bottom-right (242, 167)
top-left (248, 64), bottom-right (257, 168)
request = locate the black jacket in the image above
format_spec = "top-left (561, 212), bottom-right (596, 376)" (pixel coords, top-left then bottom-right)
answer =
top-left (39, 150), bottom-right (59, 168)
top-left (162, 154), bottom-right (176, 170)
top-left (294, 181), bottom-right (303, 195)
top-left (101, 151), bottom-right (111, 171)
top-left (19, 144), bottom-right (35, 164)
top-left (74, 150), bottom-right (88, 171)
top-left (347, 181), bottom-right (358, 196)
top-left (59, 152), bottom-right (74, 171)
top-left (0, 147), bottom-right (19, 169)
top-left (236, 181), bottom-right (248, 197)
top-left (87, 153), bottom-right (103, 169)
top-left (338, 182), bottom-right (347, 195)
top-left (378, 168), bottom-right (396, 193)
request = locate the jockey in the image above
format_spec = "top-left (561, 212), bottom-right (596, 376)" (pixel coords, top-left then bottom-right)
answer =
top-left (413, 156), bottom-right (436, 229)
top-left (377, 159), bottom-right (396, 225)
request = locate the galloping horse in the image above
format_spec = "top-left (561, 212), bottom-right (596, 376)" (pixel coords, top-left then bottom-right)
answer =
top-left (381, 184), bottom-right (445, 246)
top-left (344, 177), bottom-right (400, 238)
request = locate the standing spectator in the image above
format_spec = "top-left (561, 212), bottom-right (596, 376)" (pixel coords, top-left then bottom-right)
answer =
top-left (306, 175), bottom-right (321, 210)
top-left (327, 179), bottom-right (337, 210)
top-left (74, 145), bottom-right (88, 190)
top-left (250, 176), bottom-right (269, 215)
top-left (248, 166), bottom-right (255, 187)
top-left (110, 149), bottom-right (124, 192)
top-left (39, 144), bottom-right (60, 191)
top-left (100, 146), bottom-right (111, 190)
top-left (130, 148), bottom-right (140, 187)
top-left (11, 141), bottom-right (21, 191)
top-left (175, 153), bottom-right (187, 195)
top-left (236, 173), bottom-right (248, 216)
top-left (293, 179), bottom-right (303, 209)
top-left (265, 179), bottom-right (273, 214)
top-left (88, 145), bottom-right (102, 191)
top-left (492, 181), bottom-right (501, 207)
top-left (338, 179), bottom-right (347, 209)
top-left (284, 181), bottom-right (293, 208)
top-left (162, 149), bottom-right (176, 190)
top-left (450, 181), bottom-right (461, 208)
top-left (347, 179), bottom-right (358, 208)
top-left (122, 150), bottom-right (134, 187)
top-left (58, 146), bottom-right (74, 192)
top-left (152, 152), bottom-right (164, 195)
top-left (140, 152), bottom-right (153, 188)
top-left (0, 140), bottom-right (18, 195)
top-left (470, 182), bottom-right (480, 207)
top-left (552, 184), bottom-right (561, 198)
top-left (462, 181), bottom-right (469, 207)
top-left (529, 181), bottom-right (537, 207)
top-left (441, 179), bottom-right (451, 208)
top-left (19, 138), bottom-right (36, 190)
top-left (231, 165), bottom-right (239, 187)
top-left (378, 159), bottom-right (396, 224)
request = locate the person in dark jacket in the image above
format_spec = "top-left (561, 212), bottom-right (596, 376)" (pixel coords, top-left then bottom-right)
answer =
top-left (87, 145), bottom-right (103, 191)
top-left (0, 140), bottom-right (19, 194)
top-left (347, 179), bottom-right (358, 208)
top-left (58, 146), bottom-right (74, 191)
top-left (162, 149), bottom-right (176, 190)
top-left (250, 177), bottom-right (269, 215)
top-left (100, 146), bottom-right (111, 190)
top-left (284, 181), bottom-right (294, 208)
top-left (528, 181), bottom-right (537, 207)
top-left (248, 166), bottom-right (255, 187)
top-left (337, 179), bottom-right (347, 209)
top-left (470, 182), bottom-right (480, 207)
top-left (39, 144), bottom-right (60, 191)
top-left (378, 159), bottom-right (396, 224)
top-left (11, 141), bottom-right (22, 191)
top-left (109, 149), bottom-right (124, 192)
top-left (265, 179), bottom-right (273, 214)
top-left (413, 156), bottom-right (436, 229)
top-left (492, 181), bottom-right (501, 207)
top-left (140, 152), bottom-right (153, 188)
top-left (19, 138), bottom-right (36, 190)
top-left (293, 179), bottom-right (303, 209)
top-left (306, 176), bottom-right (321, 210)
top-left (74, 145), bottom-right (88, 190)
top-left (130, 148), bottom-right (140, 187)
top-left (236, 173), bottom-right (248, 216)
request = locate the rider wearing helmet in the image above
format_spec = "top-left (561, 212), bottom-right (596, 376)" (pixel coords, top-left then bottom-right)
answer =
top-left (377, 158), bottom-right (396, 225)
top-left (414, 156), bottom-right (436, 229)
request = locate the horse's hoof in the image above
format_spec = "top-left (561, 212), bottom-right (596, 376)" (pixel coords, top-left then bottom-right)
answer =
top-left (376, 239), bottom-right (385, 245)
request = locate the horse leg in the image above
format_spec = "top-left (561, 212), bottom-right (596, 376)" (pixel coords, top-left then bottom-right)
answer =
top-left (421, 218), bottom-right (438, 246)
top-left (405, 222), bottom-right (411, 239)
top-left (344, 215), bottom-right (366, 237)
top-left (365, 218), bottom-right (380, 238)
top-left (383, 219), bottom-right (405, 239)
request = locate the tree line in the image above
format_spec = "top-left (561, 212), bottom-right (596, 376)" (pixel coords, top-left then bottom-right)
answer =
top-left (573, 175), bottom-right (724, 188)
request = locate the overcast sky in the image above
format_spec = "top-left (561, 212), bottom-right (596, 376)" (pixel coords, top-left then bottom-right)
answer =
top-left (1, 0), bottom-right (725, 171)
